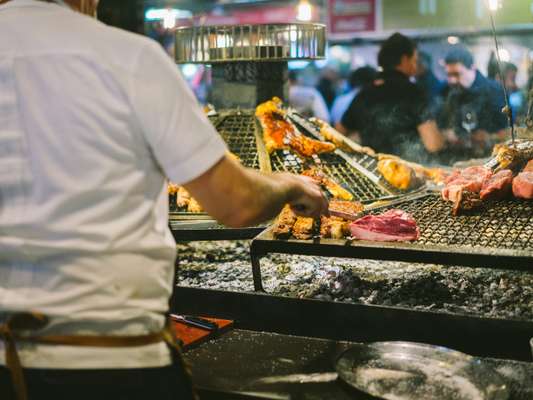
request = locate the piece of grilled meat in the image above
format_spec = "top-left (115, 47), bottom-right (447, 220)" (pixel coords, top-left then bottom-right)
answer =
top-left (256, 98), bottom-right (336, 157)
top-left (320, 200), bottom-right (364, 239)
top-left (302, 167), bottom-right (353, 201)
top-left (292, 216), bottom-right (316, 240)
top-left (272, 205), bottom-right (298, 238)
top-left (490, 140), bottom-right (533, 172)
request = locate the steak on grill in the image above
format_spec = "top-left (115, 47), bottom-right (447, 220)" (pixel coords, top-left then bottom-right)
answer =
top-left (441, 166), bottom-right (492, 203)
top-left (349, 209), bottom-right (420, 242)
top-left (512, 172), bottom-right (533, 200)
top-left (479, 169), bottom-right (513, 201)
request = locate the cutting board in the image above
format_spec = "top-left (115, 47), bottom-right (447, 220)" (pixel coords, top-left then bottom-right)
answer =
top-left (172, 317), bottom-right (233, 351)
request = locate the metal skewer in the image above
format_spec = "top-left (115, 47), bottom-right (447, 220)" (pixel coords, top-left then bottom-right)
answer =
top-left (487, 1), bottom-right (515, 145)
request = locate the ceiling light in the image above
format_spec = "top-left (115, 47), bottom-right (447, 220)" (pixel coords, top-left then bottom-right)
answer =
top-left (296, 0), bottom-right (313, 22)
top-left (447, 36), bottom-right (460, 45)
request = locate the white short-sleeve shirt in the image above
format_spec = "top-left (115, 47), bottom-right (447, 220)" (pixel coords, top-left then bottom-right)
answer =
top-left (0, 0), bottom-right (226, 368)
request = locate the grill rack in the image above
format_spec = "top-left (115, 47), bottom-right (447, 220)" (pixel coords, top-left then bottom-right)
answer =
top-left (269, 149), bottom-right (389, 202)
top-left (250, 193), bottom-right (533, 291)
top-left (169, 110), bottom-right (269, 240)
top-left (287, 112), bottom-right (424, 196)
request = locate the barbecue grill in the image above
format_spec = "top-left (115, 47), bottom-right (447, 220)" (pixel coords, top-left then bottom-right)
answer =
top-left (250, 193), bottom-right (533, 291)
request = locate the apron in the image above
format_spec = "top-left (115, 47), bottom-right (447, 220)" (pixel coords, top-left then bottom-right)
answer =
top-left (0, 312), bottom-right (197, 400)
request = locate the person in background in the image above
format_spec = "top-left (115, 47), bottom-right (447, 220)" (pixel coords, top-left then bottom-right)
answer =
top-left (288, 69), bottom-right (330, 121)
top-left (338, 32), bottom-right (445, 163)
top-left (437, 46), bottom-right (508, 160)
top-left (494, 62), bottom-right (525, 123)
top-left (331, 66), bottom-right (377, 126)
top-left (416, 51), bottom-right (444, 100)
top-left (316, 66), bottom-right (339, 111)
top-left (0, 1), bottom-right (328, 399)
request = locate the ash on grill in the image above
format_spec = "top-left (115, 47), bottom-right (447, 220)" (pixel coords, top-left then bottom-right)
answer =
top-left (176, 240), bottom-right (533, 321)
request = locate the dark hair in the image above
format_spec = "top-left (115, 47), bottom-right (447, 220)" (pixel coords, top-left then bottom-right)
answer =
top-left (348, 66), bottom-right (377, 88)
top-left (445, 46), bottom-right (474, 68)
top-left (378, 33), bottom-right (417, 71)
top-left (288, 70), bottom-right (299, 82)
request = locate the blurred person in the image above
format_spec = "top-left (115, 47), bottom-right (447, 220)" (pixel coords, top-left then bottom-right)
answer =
top-left (437, 46), bottom-right (507, 160)
top-left (316, 66), bottom-right (339, 110)
top-left (288, 69), bottom-right (330, 121)
top-left (331, 66), bottom-right (377, 126)
top-left (494, 62), bottom-right (525, 123)
top-left (0, 1), bottom-right (329, 399)
top-left (338, 33), bottom-right (445, 163)
top-left (416, 51), bottom-right (444, 99)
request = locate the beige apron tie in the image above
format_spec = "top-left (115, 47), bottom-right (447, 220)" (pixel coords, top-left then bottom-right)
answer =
top-left (0, 312), bottom-right (192, 400)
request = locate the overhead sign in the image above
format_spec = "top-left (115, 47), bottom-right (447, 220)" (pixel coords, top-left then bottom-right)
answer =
top-left (328, 0), bottom-right (377, 38)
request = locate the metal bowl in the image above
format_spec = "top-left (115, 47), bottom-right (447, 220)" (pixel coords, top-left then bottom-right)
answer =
top-left (336, 341), bottom-right (509, 400)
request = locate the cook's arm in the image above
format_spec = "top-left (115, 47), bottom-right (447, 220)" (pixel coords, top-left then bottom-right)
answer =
top-left (418, 120), bottom-right (446, 153)
top-left (183, 155), bottom-right (328, 228)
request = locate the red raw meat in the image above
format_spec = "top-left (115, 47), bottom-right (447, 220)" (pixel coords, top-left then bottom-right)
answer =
top-left (512, 172), bottom-right (533, 199)
top-left (479, 169), bottom-right (513, 201)
top-left (349, 209), bottom-right (420, 242)
top-left (524, 159), bottom-right (533, 172)
top-left (442, 166), bottom-right (492, 202)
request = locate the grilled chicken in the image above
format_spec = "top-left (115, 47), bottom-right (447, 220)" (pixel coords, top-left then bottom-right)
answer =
top-left (187, 197), bottom-right (203, 213)
top-left (320, 200), bottom-right (364, 239)
top-left (310, 117), bottom-right (375, 156)
top-left (256, 98), bottom-right (335, 157)
top-left (377, 159), bottom-right (417, 190)
top-left (302, 167), bottom-right (354, 201)
top-left (168, 182), bottom-right (179, 195)
top-left (378, 153), bottom-right (448, 186)
top-left (176, 186), bottom-right (191, 209)
top-left (272, 205), bottom-right (298, 238)
top-left (292, 216), bottom-right (315, 240)
top-left (490, 140), bottom-right (533, 172)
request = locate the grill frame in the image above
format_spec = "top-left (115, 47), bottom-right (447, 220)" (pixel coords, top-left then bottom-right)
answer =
top-left (250, 193), bottom-right (533, 291)
top-left (169, 110), bottom-right (270, 240)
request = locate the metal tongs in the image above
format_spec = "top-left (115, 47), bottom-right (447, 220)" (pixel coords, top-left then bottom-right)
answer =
top-left (328, 190), bottom-right (429, 221)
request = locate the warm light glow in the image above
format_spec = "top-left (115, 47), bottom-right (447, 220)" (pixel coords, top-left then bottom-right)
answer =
top-left (181, 64), bottom-right (198, 79)
top-left (145, 8), bottom-right (192, 29)
top-left (498, 48), bottom-right (510, 62)
top-left (488, 0), bottom-right (501, 11)
top-left (296, 0), bottom-right (313, 22)
top-left (163, 13), bottom-right (176, 29)
top-left (447, 36), bottom-right (460, 45)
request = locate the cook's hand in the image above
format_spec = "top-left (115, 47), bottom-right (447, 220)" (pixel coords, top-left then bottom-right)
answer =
top-left (280, 174), bottom-right (329, 219)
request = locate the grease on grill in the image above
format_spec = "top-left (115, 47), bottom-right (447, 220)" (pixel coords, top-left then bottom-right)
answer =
top-left (270, 150), bottom-right (387, 202)
top-left (379, 195), bottom-right (533, 251)
top-left (215, 113), bottom-right (259, 169)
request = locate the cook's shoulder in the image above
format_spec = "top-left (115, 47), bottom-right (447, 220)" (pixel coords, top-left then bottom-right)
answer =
top-left (82, 18), bottom-right (167, 69)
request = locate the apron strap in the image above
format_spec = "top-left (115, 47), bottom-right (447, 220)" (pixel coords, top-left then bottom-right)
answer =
top-left (0, 312), bottom-right (194, 400)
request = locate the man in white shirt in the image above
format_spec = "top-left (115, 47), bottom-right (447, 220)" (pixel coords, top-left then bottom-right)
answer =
top-left (0, 1), bottom-right (328, 399)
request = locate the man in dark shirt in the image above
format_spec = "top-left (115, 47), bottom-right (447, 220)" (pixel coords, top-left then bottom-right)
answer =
top-left (339, 33), bottom-right (444, 164)
top-left (437, 46), bottom-right (507, 161)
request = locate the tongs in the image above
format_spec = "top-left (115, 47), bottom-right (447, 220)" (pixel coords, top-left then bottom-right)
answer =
top-left (328, 190), bottom-right (430, 221)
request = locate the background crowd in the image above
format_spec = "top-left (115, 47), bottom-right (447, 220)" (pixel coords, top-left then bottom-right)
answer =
top-left (287, 32), bottom-right (531, 166)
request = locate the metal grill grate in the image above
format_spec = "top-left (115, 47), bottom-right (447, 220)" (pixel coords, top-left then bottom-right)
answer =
top-left (391, 195), bottom-right (533, 251)
top-left (215, 112), bottom-right (260, 169)
top-left (269, 150), bottom-right (388, 202)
